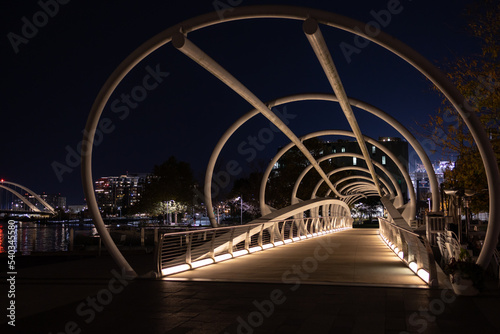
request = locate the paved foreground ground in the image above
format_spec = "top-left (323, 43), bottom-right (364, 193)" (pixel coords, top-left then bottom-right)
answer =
top-left (1, 228), bottom-right (500, 333)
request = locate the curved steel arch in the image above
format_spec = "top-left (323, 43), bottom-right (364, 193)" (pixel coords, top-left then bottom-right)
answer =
top-left (333, 175), bottom-right (389, 195)
top-left (308, 162), bottom-right (398, 201)
top-left (82, 6), bottom-right (499, 274)
top-left (291, 152), bottom-right (403, 207)
top-left (208, 93), bottom-right (436, 226)
top-left (311, 168), bottom-right (394, 199)
top-left (0, 185), bottom-right (41, 212)
top-left (1, 181), bottom-right (55, 213)
top-left (340, 182), bottom-right (381, 196)
top-left (275, 130), bottom-right (416, 219)
top-left (266, 93), bottom-right (439, 209)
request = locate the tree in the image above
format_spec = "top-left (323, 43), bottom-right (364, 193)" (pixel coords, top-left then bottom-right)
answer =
top-left (135, 156), bottom-right (196, 217)
top-left (419, 0), bottom-right (499, 213)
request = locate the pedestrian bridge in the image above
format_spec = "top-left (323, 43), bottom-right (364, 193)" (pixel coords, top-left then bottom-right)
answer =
top-left (80, 5), bottom-right (499, 284)
top-left (163, 228), bottom-right (430, 289)
top-left (154, 197), bottom-right (441, 288)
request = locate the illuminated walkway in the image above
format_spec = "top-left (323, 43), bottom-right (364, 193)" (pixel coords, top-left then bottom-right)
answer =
top-left (3, 245), bottom-right (500, 333)
top-left (167, 229), bottom-right (429, 288)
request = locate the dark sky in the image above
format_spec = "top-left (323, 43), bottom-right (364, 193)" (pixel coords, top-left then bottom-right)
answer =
top-left (1, 0), bottom-right (477, 205)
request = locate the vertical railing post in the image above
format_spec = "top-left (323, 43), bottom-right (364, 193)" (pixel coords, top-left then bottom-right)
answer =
top-left (258, 224), bottom-right (264, 248)
top-left (270, 223), bottom-right (275, 245)
top-left (245, 226), bottom-right (250, 252)
top-left (209, 231), bottom-right (216, 260)
top-left (281, 221), bottom-right (286, 242)
top-left (186, 234), bottom-right (192, 265)
top-left (154, 233), bottom-right (164, 276)
top-left (228, 228), bottom-right (235, 256)
top-left (421, 235), bottom-right (438, 287)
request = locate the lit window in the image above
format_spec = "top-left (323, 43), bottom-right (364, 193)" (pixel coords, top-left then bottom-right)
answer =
top-left (372, 146), bottom-right (376, 154)
top-left (382, 156), bottom-right (386, 165)
top-left (353, 157), bottom-right (357, 165)
top-left (341, 147), bottom-right (345, 153)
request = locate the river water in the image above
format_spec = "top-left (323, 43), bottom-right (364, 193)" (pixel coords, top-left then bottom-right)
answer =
top-left (0, 218), bottom-right (214, 255)
top-left (0, 220), bottom-right (97, 255)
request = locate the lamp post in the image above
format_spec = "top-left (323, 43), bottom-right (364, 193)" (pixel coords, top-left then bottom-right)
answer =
top-left (166, 200), bottom-right (170, 224)
top-left (240, 196), bottom-right (243, 225)
top-left (235, 197), bottom-right (243, 224)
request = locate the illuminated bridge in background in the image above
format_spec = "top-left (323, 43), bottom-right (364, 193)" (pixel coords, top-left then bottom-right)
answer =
top-left (0, 179), bottom-right (55, 216)
top-left (80, 5), bottom-right (499, 289)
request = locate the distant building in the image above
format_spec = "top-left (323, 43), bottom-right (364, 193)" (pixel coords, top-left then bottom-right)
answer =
top-left (410, 160), bottom-right (455, 204)
top-left (273, 137), bottom-right (409, 201)
top-left (18, 193), bottom-right (66, 211)
top-left (94, 173), bottom-right (148, 214)
top-left (325, 137), bottom-right (409, 201)
top-left (39, 193), bottom-right (66, 210)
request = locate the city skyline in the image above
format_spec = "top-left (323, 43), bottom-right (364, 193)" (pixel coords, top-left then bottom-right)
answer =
top-left (1, 0), bottom-right (477, 204)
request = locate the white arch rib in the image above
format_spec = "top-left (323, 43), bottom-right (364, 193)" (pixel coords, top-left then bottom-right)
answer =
top-left (1, 181), bottom-right (55, 213)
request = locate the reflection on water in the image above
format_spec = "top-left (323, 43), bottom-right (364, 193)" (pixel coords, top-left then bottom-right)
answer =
top-left (0, 221), bottom-right (97, 255)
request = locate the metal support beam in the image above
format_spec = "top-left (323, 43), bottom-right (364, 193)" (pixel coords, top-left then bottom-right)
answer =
top-left (172, 32), bottom-right (343, 199)
top-left (304, 18), bottom-right (382, 196)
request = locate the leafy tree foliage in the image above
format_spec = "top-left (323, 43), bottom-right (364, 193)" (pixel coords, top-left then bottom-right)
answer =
top-left (135, 156), bottom-right (195, 215)
top-left (419, 0), bottom-right (499, 213)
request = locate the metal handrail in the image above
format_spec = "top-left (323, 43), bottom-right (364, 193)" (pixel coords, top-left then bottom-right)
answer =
top-left (379, 217), bottom-right (438, 287)
top-left (155, 215), bottom-right (352, 277)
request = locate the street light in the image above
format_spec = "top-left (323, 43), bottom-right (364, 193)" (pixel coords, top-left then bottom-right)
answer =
top-left (235, 196), bottom-right (242, 225)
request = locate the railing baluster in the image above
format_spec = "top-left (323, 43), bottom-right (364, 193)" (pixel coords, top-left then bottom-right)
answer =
top-left (228, 228), bottom-right (235, 256)
top-left (258, 224), bottom-right (263, 248)
top-left (157, 209), bottom-right (353, 277)
top-left (186, 234), bottom-right (192, 265)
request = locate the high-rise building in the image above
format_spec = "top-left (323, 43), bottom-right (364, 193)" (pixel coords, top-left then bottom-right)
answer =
top-left (94, 173), bottom-right (147, 214)
top-left (272, 137), bottom-right (409, 201)
top-left (325, 137), bottom-right (409, 201)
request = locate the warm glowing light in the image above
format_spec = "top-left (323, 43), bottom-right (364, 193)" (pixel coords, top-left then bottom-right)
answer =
top-left (190, 258), bottom-right (215, 269)
top-left (398, 251), bottom-right (404, 259)
top-left (274, 241), bottom-right (284, 246)
top-left (417, 269), bottom-right (430, 283)
top-left (262, 243), bottom-right (274, 250)
top-left (394, 247), bottom-right (399, 253)
top-left (292, 237), bottom-right (300, 242)
top-left (284, 239), bottom-right (293, 244)
top-left (232, 250), bottom-right (248, 257)
top-left (162, 264), bottom-right (191, 276)
top-left (409, 262), bottom-right (418, 272)
top-left (214, 254), bottom-right (232, 262)
top-left (249, 246), bottom-right (262, 253)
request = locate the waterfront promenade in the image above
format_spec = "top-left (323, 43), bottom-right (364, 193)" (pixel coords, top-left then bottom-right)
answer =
top-left (1, 229), bottom-right (500, 333)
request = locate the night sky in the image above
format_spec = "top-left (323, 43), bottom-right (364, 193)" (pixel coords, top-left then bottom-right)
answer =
top-left (1, 0), bottom-right (477, 205)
